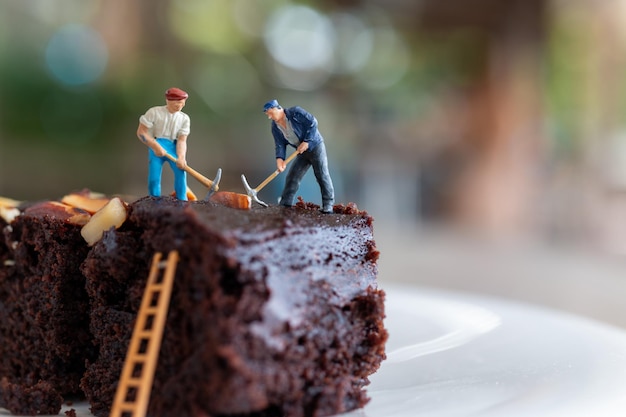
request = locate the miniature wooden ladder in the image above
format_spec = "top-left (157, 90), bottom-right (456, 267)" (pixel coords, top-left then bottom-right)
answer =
top-left (109, 250), bottom-right (179, 417)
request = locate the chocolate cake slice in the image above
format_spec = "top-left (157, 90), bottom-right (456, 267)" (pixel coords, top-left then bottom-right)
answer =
top-left (81, 196), bottom-right (387, 417)
top-left (1, 192), bottom-right (386, 417)
top-left (0, 201), bottom-right (96, 415)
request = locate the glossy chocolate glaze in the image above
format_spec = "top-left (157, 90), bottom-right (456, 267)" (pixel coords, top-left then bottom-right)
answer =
top-left (82, 196), bottom-right (386, 417)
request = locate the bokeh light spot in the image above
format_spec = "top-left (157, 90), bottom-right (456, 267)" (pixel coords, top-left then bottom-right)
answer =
top-left (45, 24), bottom-right (108, 86)
top-left (264, 6), bottom-right (335, 71)
top-left (357, 27), bottom-right (410, 90)
top-left (330, 13), bottom-right (373, 75)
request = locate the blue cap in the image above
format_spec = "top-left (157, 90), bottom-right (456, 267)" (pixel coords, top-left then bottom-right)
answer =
top-left (263, 99), bottom-right (280, 112)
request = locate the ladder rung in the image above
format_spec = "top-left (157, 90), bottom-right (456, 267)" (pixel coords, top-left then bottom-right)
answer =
top-left (127, 353), bottom-right (147, 362)
top-left (122, 379), bottom-right (142, 386)
top-left (134, 330), bottom-right (153, 339)
top-left (118, 404), bottom-right (138, 412)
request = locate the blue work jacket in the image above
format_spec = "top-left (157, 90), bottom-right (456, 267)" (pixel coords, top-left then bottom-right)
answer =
top-left (271, 106), bottom-right (323, 160)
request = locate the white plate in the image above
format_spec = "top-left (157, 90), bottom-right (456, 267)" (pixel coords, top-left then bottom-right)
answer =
top-left (3, 285), bottom-right (626, 417)
top-left (341, 285), bottom-right (626, 417)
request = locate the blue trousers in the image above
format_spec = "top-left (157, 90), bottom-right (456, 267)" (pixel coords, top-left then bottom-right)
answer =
top-left (281, 141), bottom-right (334, 210)
top-left (148, 138), bottom-right (187, 200)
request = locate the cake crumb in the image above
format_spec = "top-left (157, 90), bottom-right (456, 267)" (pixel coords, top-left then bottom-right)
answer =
top-left (65, 409), bottom-right (77, 417)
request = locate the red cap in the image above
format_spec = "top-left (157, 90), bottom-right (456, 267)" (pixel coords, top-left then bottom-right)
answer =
top-left (165, 87), bottom-right (188, 101)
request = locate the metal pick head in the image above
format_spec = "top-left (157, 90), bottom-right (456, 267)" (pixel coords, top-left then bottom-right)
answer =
top-left (203, 168), bottom-right (222, 201)
top-left (240, 174), bottom-right (268, 207)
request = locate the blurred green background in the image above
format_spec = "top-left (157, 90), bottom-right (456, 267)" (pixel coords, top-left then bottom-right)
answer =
top-left (2, 0), bottom-right (626, 252)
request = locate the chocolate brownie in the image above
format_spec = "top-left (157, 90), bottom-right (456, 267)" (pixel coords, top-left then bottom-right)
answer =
top-left (0, 201), bottom-right (95, 415)
top-left (81, 196), bottom-right (387, 417)
top-left (1, 193), bottom-right (387, 417)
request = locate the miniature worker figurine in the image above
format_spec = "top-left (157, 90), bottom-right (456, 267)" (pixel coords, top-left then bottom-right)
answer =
top-left (263, 99), bottom-right (335, 213)
top-left (137, 87), bottom-right (190, 200)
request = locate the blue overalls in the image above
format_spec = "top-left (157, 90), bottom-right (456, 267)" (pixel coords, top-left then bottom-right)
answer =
top-left (148, 138), bottom-right (187, 201)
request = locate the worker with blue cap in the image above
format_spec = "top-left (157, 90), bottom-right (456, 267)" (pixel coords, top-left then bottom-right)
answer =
top-left (263, 99), bottom-right (334, 213)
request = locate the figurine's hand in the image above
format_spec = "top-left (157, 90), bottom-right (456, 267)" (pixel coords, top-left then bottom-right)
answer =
top-left (276, 158), bottom-right (286, 172)
top-left (154, 145), bottom-right (167, 157)
top-left (297, 141), bottom-right (309, 154)
top-left (176, 158), bottom-right (187, 170)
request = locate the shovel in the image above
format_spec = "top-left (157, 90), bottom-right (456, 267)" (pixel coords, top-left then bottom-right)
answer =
top-left (241, 151), bottom-right (298, 207)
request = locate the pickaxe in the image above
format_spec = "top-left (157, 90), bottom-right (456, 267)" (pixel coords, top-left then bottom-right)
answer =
top-left (241, 151), bottom-right (298, 207)
top-left (164, 154), bottom-right (221, 200)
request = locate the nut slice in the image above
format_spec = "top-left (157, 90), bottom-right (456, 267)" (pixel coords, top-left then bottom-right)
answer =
top-left (81, 197), bottom-right (128, 246)
top-left (0, 206), bottom-right (20, 223)
top-left (0, 196), bottom-right (21, 209)
top-left (0, 196), bottom-right (22, 223)
top-left (62, 192), bottom-right (110, 214)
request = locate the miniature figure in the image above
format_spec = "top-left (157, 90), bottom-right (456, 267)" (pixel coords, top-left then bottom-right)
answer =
top-left (262, 99), bottom-right (335, 213)
top-left (136, 87), bottom-right (190, 201)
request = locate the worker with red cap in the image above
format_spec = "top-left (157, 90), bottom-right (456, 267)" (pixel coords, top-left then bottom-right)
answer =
top-left (136, 87), bottom-right (191, 200)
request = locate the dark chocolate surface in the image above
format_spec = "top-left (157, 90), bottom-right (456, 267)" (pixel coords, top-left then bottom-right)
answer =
top-left (1, 195), bottom-right (386, 417)
top-left (83, 196), bottom-right (386, 417)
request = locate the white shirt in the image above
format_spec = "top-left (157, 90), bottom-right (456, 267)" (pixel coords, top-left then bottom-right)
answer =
top-left (139, 106), bottom-right (190, 141)
top-left (277, 119), bottom-right (299, 147)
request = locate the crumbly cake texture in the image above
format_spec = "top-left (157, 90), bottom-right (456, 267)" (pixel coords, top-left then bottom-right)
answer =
top-left (81, 196), bottom-right (387, 417)
top-left (0, 202), bottom-right (95, 415)
top-left (0, 194), bottom-right (387, 417)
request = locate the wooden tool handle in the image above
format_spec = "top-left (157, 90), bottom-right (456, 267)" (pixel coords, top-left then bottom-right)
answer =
top-left (164, 154), bottom-right (217, 190)
top-left (256, 151), bottom-right (299, 192)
